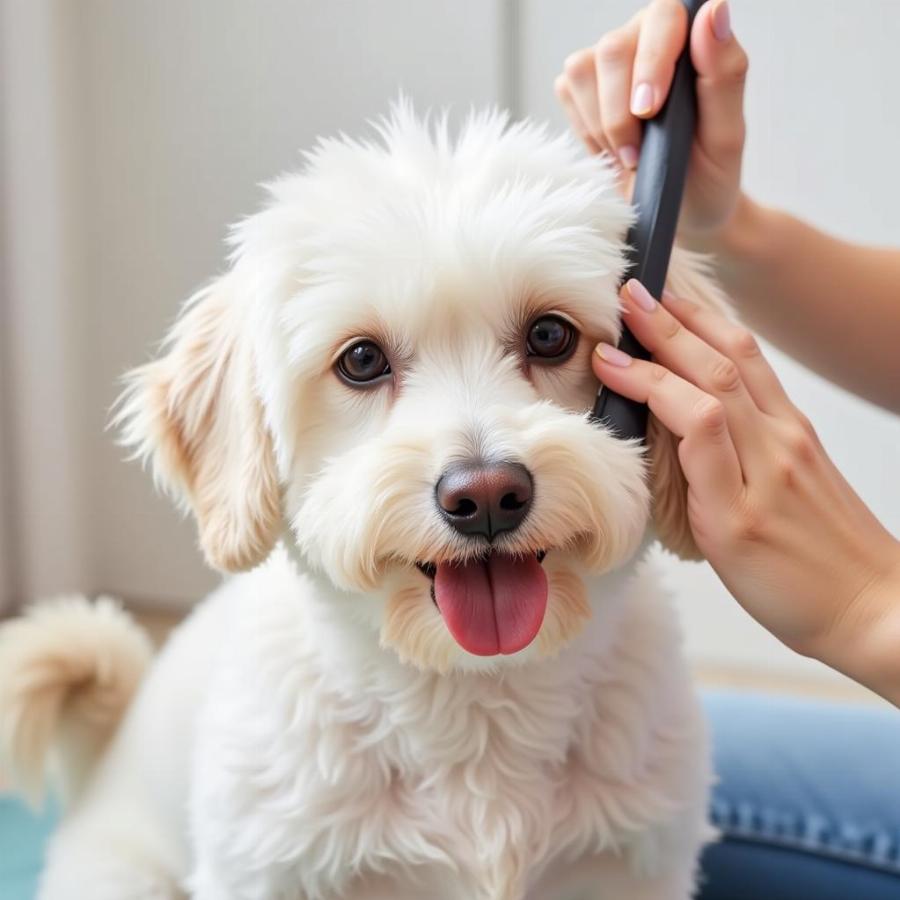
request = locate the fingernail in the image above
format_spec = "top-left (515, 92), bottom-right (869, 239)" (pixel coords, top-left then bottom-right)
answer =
top-left (594, 342), bottom-right (633, 367)
top-left (630, 83), bottom-right (654, 116)
top-left (618, 144), bottom-right (639, 170)
top-left (626, 279), bottom-right (658, 312)
top-left (662, 289), bottom-right (679, 305)
top-left (712, 0), bottom-right (732, 41)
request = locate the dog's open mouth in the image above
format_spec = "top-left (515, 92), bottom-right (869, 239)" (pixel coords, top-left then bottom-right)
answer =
top-left (416, 551), bottom-right (548, 656)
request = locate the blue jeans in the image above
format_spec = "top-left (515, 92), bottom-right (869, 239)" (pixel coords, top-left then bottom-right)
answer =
top-left (699, 691), bottom-right (900, 899)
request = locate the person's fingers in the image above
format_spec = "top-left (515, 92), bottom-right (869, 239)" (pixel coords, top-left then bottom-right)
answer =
top-left (561, 49), bottom-right (605, 152)
top-left (592, 16), bottom-right (643, 169)
top-left (619, 280), bottom-right (765, 451)
top-left (630, 0), bottom-right (688, 119)
top-left (554, 73), bottom-right (603, 155)
top-left (689, 1), bottom-right (749, 176)
top-left (592, 345), bottom-right (744, 509)
top-left (661, 290), bottom-right (795, 416)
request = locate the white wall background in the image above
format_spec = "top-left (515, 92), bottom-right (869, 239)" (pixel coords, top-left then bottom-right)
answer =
top-left (1, 1), bottom-right (898, 684)
top-left (1, 0), bottom-right (510, 608)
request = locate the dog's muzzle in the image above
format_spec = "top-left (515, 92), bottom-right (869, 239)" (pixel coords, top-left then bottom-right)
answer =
top-left (418, 459), bottom-right (548, 657)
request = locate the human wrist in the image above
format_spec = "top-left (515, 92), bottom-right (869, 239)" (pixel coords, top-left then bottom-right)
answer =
top-left (813, 544), bottom-right (900, 704)
top-left (853, 549), bottom-right (900, 703)
top-left (684, 193), bottom-right (770, 268)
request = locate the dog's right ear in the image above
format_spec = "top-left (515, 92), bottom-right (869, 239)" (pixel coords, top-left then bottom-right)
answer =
top-left (647, 247), bottom-right (732, 561)
top-left (116, 274), bottom-right (281, 573)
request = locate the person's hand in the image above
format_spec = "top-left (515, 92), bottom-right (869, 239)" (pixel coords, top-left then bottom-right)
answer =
top-left (593, 280), bottom-right (900, 702)
top-left (554, 0), bottom-right (748, 242)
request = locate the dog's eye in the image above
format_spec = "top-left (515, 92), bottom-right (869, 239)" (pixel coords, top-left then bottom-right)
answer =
top-left (526, 315), bottom-right (576, 363)
top-left (337, 341), bottom-right (391, 385)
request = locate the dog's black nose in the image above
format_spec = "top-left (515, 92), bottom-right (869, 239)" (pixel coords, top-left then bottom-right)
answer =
top-left (435, 461), bottom-right (533, 541)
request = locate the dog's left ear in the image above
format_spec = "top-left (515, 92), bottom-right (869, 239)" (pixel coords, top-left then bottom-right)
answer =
top-left (117, 273), bottom-right (281, 573)
top-left (646, 248), bottom-right (731, 561)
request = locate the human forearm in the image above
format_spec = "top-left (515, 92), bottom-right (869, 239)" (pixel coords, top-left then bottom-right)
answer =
top-left (697, 194), bottom-right (900, 411)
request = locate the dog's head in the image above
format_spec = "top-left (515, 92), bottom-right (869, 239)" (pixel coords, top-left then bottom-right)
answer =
top-left (118, 104), bottom-right (722, 672)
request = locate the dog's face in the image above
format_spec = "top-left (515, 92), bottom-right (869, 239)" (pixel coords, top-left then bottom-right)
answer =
top-left (119, 105), bottom-right (710, 672)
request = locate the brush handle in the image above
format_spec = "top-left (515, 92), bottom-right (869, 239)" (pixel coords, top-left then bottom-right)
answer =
top-left (591, 0), bottom-right (704, 441)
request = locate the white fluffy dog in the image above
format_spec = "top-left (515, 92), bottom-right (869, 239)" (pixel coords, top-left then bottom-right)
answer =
top-left (0, 104), bottom-right (724, 899)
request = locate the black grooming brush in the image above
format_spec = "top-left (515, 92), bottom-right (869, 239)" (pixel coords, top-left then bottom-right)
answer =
top-left (592, 0), bottom-right (705, 440)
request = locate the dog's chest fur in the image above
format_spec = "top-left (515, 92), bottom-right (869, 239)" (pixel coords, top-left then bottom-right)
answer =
top-left (189, 555), bottom-right (705, 900)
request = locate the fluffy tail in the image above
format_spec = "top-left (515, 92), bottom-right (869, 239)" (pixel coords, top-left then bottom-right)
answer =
top-left (0, 596), bottom-right (153, 807)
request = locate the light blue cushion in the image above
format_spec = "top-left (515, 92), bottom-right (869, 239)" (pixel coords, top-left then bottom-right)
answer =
top-left (0, 795), bottom-right (56, 900)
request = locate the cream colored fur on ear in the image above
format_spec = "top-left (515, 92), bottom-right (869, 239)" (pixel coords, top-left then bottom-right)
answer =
top-left (116, 275), bottom-right (281, 572)
top-left (649, 247), bottom-right (731, 561)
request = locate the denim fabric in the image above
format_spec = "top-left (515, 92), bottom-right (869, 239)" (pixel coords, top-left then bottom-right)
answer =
top-left (699, 690), bottom-right (900, 899)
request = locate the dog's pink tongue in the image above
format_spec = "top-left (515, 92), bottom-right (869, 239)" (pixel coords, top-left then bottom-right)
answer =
top-left (434, 554), bottom-right (548, 656)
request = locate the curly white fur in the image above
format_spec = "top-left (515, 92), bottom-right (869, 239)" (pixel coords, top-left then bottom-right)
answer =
top-left (2, 103), bottom-right (721, 899)
top-left (0, 597), bottom-right (152, 807)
